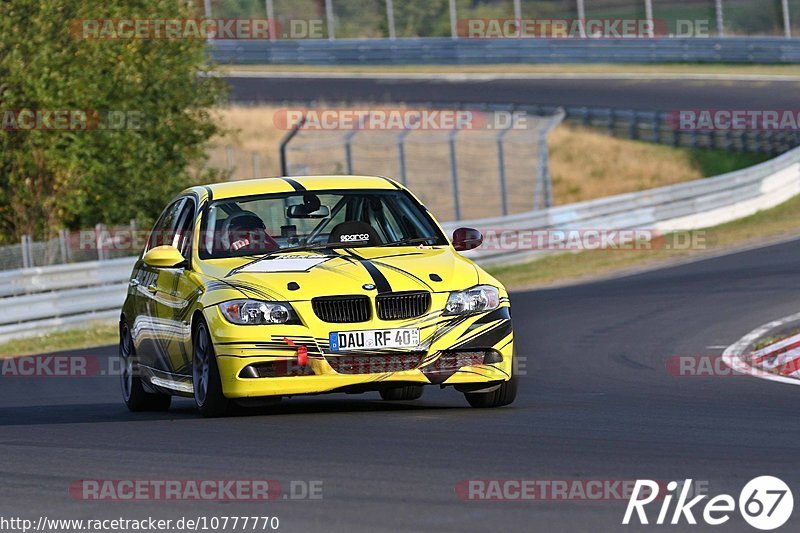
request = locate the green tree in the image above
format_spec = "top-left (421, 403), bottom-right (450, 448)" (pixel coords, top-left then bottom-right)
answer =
top-left (0, 0), bottom-right (226, 243)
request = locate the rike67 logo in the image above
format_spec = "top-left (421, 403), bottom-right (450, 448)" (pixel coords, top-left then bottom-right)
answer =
top-left (623, 477), bottom-right (793, 530)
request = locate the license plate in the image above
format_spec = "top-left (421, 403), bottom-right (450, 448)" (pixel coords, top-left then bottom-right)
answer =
top-left (329, 328), bottom-right (420, 352)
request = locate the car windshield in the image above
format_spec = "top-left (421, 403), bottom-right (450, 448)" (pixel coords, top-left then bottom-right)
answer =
top-left (199, 189), bottom-right (448, 259)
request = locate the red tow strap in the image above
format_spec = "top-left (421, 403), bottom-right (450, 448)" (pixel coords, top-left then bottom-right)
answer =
top-left (283, 337), bottom-right (309, 366)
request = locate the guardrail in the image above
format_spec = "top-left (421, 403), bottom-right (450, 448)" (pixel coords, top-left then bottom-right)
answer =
top-left (211, 37), bottom-right (800, 65)
top-left (1, 144), bottom-right (799, 342)
top-left (443, 144), bottom-right (800, 265)
top-left (0, 257), bottom-right (135, 343)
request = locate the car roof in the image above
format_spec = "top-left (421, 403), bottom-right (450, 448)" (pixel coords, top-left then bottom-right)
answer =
top-left (191, 175), bottom-right (403, 201)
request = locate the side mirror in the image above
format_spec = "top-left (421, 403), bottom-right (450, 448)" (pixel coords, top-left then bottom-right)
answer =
top-left (452, 228), bottom-right (483, 252)
top-left (142, 245), bottom-right (187, 268)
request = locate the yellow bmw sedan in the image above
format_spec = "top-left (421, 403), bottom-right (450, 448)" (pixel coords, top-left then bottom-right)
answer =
top-left (120, 175), bottom-right (516, 416)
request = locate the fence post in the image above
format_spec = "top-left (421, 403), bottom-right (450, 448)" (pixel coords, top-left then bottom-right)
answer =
top-left (725, 129), bottom-right (733, 151)
top-left (448, 0), bottom-right (458, 39)
top-left (58, 229), bottom-right (69, 264)
top-left (325, 0), bottom-right (335, 40)
top-left (782, 0), bottom-right (792, 38)
top-left (576, 0), bottom-right (587, 38)
top-left (538, 109), bottom-right (566, 210)
top-left (20, 235), bottom-right (31, 269)
top-left (397, 136), bottom-right (408, 185)
top-left (653, 112), bottom-right (662, 144)
top-left (344, 128), bottom-right (360, 175)
top-left (629, 111), bottom-right (638, 140)
top-left (715, 0), bottom-right (724, 36)
top-left (607, 109), bottom-right (616, 136)
top-left (279, 115), bottom-right (306, 176)
top-left (266, 0), bottom-right (276, 41)
top-left (95, 223), bottom-right (106, 261)
top-left (203, 0), bottom-right (212, 45)
top-left (496, 126), bottom-right (513, 217)
top-left (397, 117), bottom-right (419, 186)
top-left (386, 0), bottom-right (396, 39)
top-left (513, 0), bottom-right (522, 21)
top-left (581, 107), bottom-right (591, 127)
top-left (226, 145), bottom-right (234, 172)
top-left (448, 129), bottom-right (462, 220)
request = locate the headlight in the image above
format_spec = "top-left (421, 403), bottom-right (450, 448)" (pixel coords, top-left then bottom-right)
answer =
top-left (444, 285), bottom-right (500, 316)
top-left (218, 299), bottom-right (295, 325)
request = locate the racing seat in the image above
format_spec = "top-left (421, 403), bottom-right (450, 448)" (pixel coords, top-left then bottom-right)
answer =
top-left (327, 221), bottom-right (381, 246)
top-left (222, 211), bottom-right (279, 254)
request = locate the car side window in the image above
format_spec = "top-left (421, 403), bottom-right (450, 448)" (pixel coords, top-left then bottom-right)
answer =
top-left (145, 199), bottom-right (185, 253)
top-left (174, 199), bottom-right (196, 259)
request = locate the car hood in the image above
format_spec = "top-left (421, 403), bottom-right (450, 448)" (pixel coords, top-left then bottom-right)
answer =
top-left (199, 246), bottom-right (479, 301)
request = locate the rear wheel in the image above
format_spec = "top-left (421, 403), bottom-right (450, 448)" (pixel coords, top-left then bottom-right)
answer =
top-left (193, 320), bottom-right (231, 417)
top-left (120, 323), bottom-right (171, 412)
top-left (380, 385), bottom-right (424, 401)
top-left (464, 376), bottom-right (518, 408)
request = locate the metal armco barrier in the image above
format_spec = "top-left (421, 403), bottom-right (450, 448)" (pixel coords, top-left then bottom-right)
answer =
top-left (0, 257), bottom-right (135, 343)
top-left (210, 38), bottom-right (800, 65)
top-left (443, 144), bottom-right (800, 265)
top-left (1, 145), bottom-right (799, 341)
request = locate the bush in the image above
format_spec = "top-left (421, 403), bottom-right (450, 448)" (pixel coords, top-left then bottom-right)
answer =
top-left (0, 0), bottom-right (227, 243)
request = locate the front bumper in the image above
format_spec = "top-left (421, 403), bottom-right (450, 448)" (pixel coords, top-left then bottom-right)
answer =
top-left (208, 303), bottom-right (514, 398)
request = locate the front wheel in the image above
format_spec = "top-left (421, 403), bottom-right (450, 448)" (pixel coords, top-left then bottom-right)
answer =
top-left (193, 320), bottom-right (231, 417)
top-left (464, 376), bottom-right (518, 408)
top-left (120, 323), bottom-right (171, 412)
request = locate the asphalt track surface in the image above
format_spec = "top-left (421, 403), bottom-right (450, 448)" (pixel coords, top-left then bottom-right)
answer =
top-left (3, 238), bottom-right (800, 532)
top-left (225, 74), bottom-right (800, 111)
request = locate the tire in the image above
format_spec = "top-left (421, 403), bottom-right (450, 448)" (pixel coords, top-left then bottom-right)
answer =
top-left (192, 320), bottom-right (231, 417)
top-left (380, 385), bottom-right (424, 401)
top-left (464, 376), bottom-right (518, 408)
top-left (119, 323), bottom-right (171, 412)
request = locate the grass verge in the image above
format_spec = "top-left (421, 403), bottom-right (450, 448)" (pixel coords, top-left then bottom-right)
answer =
top-left (488, 193), bottom-right (800, 290)
top-left (752, 329), bottom-right (800, 352)
top-left (0, 321), bottom-right (118, 358)
top-left (547, 127), bottom-right (766, 204)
